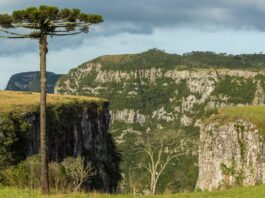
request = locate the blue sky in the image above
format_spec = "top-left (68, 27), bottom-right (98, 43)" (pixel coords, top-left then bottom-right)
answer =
top-left (1, 0), bottom-right (265, 89)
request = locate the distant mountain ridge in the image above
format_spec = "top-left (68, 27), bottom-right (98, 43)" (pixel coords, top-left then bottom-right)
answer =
top-left (5, 71), bottom-right (62, 93)
top-left (82, 48), bottom-right (265, 71)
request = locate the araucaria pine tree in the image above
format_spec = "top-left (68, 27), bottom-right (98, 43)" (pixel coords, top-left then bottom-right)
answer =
top-left (0, 6), bottom-right (103, 194)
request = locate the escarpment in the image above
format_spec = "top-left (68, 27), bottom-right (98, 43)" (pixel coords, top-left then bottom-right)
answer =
top-left (0, 91), bottom-right (121, 193)
top-left (54, 50), bottom-right (265, 192)
top-left (196, 106), bottom-right (265, 191)
top-left (55, 60), bottom-right (265, 138)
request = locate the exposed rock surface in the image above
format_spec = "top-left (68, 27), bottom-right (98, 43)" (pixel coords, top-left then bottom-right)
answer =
top-left (196, 119), bottom-right (265, 191)
top-left (55, 61), bottom-right (265, 138)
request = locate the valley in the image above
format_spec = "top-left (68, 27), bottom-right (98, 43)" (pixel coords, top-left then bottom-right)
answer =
top-left (54, 49), bottom-right (265, 193)
top-left (2, 49), bottom-right (265, 195)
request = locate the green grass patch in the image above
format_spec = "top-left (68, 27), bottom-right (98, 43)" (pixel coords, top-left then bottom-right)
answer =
top-left (207, 105), bottom-right (265, 134)
top-left (1, 184), bottom-right (265, 198)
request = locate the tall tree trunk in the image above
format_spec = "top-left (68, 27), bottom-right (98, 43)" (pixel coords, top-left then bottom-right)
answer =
top-left (150, 172), bottom-right (156, 195)
top-left (39, 34), bottom-right (49, 194)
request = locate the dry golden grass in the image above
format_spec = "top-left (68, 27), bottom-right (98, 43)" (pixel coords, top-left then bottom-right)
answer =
top-left (0, 91), bottom-right (107, 113)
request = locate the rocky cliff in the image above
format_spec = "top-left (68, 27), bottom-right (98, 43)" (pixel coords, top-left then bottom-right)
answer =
top-left (55, 59), bottom-right (265, 136)
top-left (0, 91), bottom-right (121, 192)
top-left (54, 49), bottom-right (265, 192)
top-left (5, 71), bottom-right (62, 93)
top-left (196, 106), bottom-right (265, 191)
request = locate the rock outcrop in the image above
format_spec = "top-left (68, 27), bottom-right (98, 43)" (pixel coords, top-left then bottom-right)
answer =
top-left (0, 92), bottom-right (121, 192)
top-left (55, 61), bottom-right (265, 141)
top-left (197, 116), bottom-right (265, 191)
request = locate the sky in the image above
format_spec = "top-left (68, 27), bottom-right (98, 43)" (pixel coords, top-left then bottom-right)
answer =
top-left (1, 0), bottom-right (265, 89)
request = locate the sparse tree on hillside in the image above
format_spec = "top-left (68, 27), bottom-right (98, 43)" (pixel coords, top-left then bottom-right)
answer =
top-left (132, 130), bottom-right (194, 195)
top-left (0, 6), bottom-right (103, 194)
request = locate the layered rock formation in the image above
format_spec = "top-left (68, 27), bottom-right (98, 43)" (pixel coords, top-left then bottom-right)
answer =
top-left (197, 111), bottom-right (265, 191)
top-left (55, 62), bottom-right (265, 132)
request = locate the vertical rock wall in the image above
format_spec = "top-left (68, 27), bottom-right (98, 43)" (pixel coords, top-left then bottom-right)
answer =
top-left (196, 119), bottom-right (265, 191)
top-left (0, 101), bottom-right (121, 192)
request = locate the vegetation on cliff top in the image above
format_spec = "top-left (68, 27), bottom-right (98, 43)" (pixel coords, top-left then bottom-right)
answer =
top-left (83, 48), bottom-right (265, 70)
top-left (0, 91), bottom-right (107, 113)
top-left (208, 106), bottom-right (265, 133)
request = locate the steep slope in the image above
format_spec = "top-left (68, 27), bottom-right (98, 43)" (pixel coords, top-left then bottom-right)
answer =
top-left (197, 106), bottom-right (265, 191)
top-left (5, 71), bottom-right (62, 93)
top-left (55, 49), bottom-right (265, 193)
top-left (0, 91), bottom-right (121, 192)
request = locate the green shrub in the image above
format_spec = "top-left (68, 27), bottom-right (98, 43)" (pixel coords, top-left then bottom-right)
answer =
top-left (1, 155), bottom-right (40, 189)
top-left (1, 155), bottom-right (95, 192)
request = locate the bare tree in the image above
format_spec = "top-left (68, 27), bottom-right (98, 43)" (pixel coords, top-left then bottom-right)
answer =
top-left (134, 130), bottom-right (194, 195)
top-left (62, 156), bottom-right (95, 192)
top-left (0, 6), bottom-right (103, 194)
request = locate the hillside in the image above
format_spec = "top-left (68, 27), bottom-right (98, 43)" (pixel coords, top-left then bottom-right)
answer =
top-left (5, 71), bottom-right (62, 93)
top-left (69, 49), bottom-right (265, 71)
top-left (55, 49), bottom-right (265, 193)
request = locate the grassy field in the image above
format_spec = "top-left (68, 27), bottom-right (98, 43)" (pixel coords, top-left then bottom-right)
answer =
top-left (1, 185), bottom-right (265, 198)
top-left (0, 91), bottom-right (107, 113)
top-left (207, 105), bottom-right (265, 133)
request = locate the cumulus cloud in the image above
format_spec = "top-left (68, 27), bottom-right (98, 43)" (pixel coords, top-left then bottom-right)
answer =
top-left (1, 26), bottom-right (265, 89)
top-left (1, 0), bottom-right (265, 89)
top-left (1, 0), bottom-right (265, 33)
top-left (1, 0), bottom-right (265, 55)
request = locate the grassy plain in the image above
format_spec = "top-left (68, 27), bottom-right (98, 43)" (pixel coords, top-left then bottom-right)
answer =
top-left (1, 184), bottom-right (265, 198)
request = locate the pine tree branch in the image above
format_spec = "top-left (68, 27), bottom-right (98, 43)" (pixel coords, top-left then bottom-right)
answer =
top-left (12, 24), bottom-right (40, 29)
top-left (52, 21), bottom-right (88, 26)
top-left (48, 31), bottom-right (83, 36)
top-left (0, 28), bottom-right (27, 36)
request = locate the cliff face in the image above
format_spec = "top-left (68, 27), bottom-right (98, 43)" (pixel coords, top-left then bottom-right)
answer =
top-left (5, 71), bottom-right (62, 93)
top-left (0, 92), bottom-right (121, 192)
top-left (55, 62), bottom-right (265, 135)
top-left (54, 50), bottom-right (265, 192)
top-left (197, 115), bottom-right (265, 191)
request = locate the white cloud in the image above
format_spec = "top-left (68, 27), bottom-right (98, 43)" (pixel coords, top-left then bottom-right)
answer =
top-left (1, 1), bottom-right (265, 89)
top-left (0, 53), bottom-right (39, 89)
top-left (1, 27), bottom-right (265, 89)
